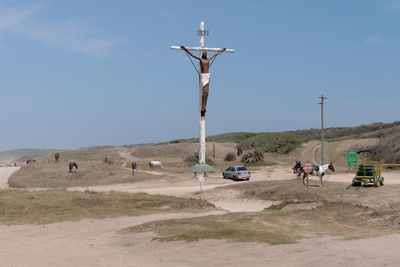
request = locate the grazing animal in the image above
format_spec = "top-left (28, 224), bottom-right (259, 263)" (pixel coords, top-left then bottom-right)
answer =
top-left (26, 159), bottom-right (36, 164)
top-left (301, 162), bottom-right (335, 187)
top-left (149, 160), bottom-right (163, 169)
top-left (292, 160), bottom-right (302, 181)
top-left (103, 156), bottom-right (113, 165)
top-left (68, 160), bottom-right (78, 173)
top-left (55, 152), bottom-right (60, 162)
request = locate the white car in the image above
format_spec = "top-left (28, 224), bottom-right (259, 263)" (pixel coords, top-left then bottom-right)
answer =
top-left (222, 165), bottom-right (251, 181)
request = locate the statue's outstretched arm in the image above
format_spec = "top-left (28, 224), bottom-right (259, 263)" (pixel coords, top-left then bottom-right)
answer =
top-left (209, 48), bottom-right (226, 61)
top-left (180, 46), bottom-right (201, 60)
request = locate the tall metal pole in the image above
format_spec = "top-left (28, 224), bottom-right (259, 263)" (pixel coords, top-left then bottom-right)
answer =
top-left (319, 95), bottom-right (327, 165)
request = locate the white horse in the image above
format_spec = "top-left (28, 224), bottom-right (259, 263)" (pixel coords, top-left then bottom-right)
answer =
top-left (301, 162), bottom-right (335, 187)
top-left (149, 160), bottom-right (163, 169)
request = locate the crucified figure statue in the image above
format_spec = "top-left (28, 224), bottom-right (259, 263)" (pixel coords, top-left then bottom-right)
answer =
top-left (181, 46), bottom-right (226, 117)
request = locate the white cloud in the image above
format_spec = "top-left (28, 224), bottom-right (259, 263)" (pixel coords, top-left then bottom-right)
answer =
top-left (385, 0), bottom-right (400, 13)
top-left (364, 36), bottom-right (385, 46)
top-left (0, 5), bottom-right (41, 29)
top-left (14, 23), bottom-right (122, 56)
top-left (0, 4), bottom-right (121, 56)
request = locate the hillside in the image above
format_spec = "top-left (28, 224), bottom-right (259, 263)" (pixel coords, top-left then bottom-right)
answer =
top-left (168, 121), bottom-right (400, 162)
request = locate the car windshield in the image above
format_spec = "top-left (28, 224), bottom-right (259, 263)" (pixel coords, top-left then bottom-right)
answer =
top-left (237, 167), bottom-right (247, 171)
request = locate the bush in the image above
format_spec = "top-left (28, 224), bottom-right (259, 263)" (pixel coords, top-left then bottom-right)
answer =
top-left (373, 128), bottom-right (400, 163)
top-left (224, 152), bottom-right (236, 161)
top-left (238, 132), bottom-right (301, 154)
top-left (184, 153), bottom-right (213, 165)
top-left (241, 149), bottom-right (264, 164)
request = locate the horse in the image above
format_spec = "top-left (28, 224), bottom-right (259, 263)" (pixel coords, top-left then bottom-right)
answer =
top-left (55, 152), bottom-right (60, 162)
top-left (68, 160), bottom-right (78, 173)
top-left (301, 162), bottom-right (335, 187)
top-left (292, 160), bottom-right (302, 181)
top-left (149, 160), bottom-right (163, 169)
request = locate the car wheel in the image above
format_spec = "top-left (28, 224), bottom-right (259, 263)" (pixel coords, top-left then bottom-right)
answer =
top-left (233, 176), bottom-right (238, 181)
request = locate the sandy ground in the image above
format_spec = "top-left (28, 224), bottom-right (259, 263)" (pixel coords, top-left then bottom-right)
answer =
top-left (1, 212), bottom-right (400, 267)
top-left (4, 150), bottom-right (400, 266)
top-left (0, 166), bottom-right (20, 189)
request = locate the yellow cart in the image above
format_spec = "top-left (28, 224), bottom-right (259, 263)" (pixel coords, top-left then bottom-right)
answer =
top-left (352, 150), bottom-right (383, 187)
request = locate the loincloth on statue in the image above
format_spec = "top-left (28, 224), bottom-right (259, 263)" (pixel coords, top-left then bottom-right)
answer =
top-left (200, 73), bottom-right (210, 88)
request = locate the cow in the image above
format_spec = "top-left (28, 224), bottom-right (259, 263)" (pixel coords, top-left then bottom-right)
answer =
top-left (149, 160), bottom-right (163, 169)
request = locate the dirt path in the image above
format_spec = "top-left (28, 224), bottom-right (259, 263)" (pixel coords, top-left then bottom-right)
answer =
top-left (0, 211), bottom-right (223, 267)
top-left (0, 166), bottom-right (20, 189)
top-left (118, 148), bottom-right (164, 176)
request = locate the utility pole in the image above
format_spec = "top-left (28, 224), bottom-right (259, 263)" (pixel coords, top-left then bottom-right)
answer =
top-left (319, 95), bottom-right (328, 165)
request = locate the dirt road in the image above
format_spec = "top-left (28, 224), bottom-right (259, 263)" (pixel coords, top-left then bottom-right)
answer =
top-left (0, 166), bottom-right (20, 189)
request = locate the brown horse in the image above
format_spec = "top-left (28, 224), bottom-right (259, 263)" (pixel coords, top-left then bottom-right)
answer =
top-left (55, 152), bottom-right (60, 162)
top-left (292, 160), bottom-right (302, 181)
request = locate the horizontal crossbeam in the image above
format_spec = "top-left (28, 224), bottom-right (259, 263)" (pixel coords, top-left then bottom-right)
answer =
top-left (170, 46), bottom-right (234, 53)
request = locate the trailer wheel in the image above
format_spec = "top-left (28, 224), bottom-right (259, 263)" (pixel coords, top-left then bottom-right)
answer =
top-left (374, 177), bottom-right (380, 187)
top-left (352, 178), bottom-right (361, 187)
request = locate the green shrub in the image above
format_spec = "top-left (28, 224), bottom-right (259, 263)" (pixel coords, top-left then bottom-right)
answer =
top-left (224, 152), bottom-right (236, 161)
top-left (184, 153), bottom-right (213, 165)
top-left (238, 133), bottom-right (301, 154)
top-left (241, 149), bottom-right (264, 164)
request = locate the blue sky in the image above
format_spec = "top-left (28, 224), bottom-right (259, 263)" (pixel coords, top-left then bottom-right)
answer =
top-left (0, 0), bottom-right (399, 150)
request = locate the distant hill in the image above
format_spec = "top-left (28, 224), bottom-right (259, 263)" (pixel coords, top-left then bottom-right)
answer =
top-left (0, 149), bottom-right (57, 163)
top-left (170, 121), bottom-right (400, 145)
top-left (167, 121), bottom-right (400, 158)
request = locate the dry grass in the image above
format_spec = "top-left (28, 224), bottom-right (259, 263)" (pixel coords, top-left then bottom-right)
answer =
top-left (8, 147), bottom-right (159, 188)
top-left (231, 179), bottom-right (400, 208)
top-left (130, 142), bottom-right (239, 172)
top-left (123, 180), bottom-right (400, 244)
top-left (122, 201), bottom-right (393, 244)
top-left (0, 189), bottom-right (215, 225)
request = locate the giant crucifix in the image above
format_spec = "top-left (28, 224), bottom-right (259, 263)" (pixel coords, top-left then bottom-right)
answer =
top-left (171, 22), bottom-right (234, 165)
